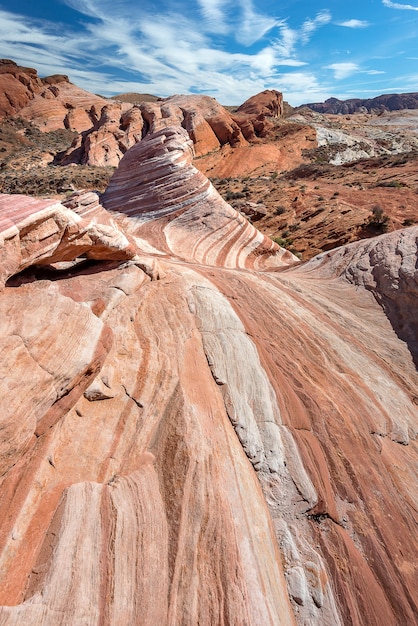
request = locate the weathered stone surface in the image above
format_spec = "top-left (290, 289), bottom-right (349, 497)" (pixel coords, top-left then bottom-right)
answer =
top-left (0, 126), bottom-right (417, 626)
top-left (63, 94), bottom-right (247, 166)
top-left (0, 192), bottom-right (136, 287)
top-left (0, 59), bottom-right (107, 132)
top-left (18, 80), bottom-right (108, 133)
top-left (237, 200), bottom-right (268, 221)
top-left (0, 60), bottom-right (43, 120)
top-left (231, 89), bottom-right (284, 141)
top-left (102, 126), bottom-right (295, 269)
top-left (236, 89), bottom-right (284, 118)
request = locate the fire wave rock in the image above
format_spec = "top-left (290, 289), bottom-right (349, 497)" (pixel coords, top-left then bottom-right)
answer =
top-left (102, 126), bottom-right (296, 270)
top-left (0, 127), bottom-right (417, 626)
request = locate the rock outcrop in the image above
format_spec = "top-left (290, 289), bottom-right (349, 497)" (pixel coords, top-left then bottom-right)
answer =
top-left (305, 92), bottom-right (418, 114)
top-left (236, 89), bottom-right (284, 118)
top-left (0, 61), bottom-right (283, 168)
top-left (0, 59), bottom-right (108, 132)
top-left (0, 60), bottom-right (43, 120)
top-left (0, 190), bottom-right (136, 287)
top-left (101, 126), bottom-right (294, 269)
top-left (62, 94), bottom-right (248, 166)
top-left (0, 126), bottom-right (417, 626)
top-left (231, 89), bottom-right (284, 141)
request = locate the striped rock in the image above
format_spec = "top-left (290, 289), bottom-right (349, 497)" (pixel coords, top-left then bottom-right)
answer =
top-left (102, 125), bottom-right (296, 269)
top-left (0, 126), bottom-right (417, 626)
top-left (0, 191), bottom-right (136, 287)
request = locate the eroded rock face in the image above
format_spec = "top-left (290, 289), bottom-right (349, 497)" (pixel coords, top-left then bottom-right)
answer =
top-left (62, 94), bottom-right (248, 166)
top-left (101, 126), bottom-right (295, 269)
top-left (0, 59), bottom-right (108, 132)
top-left (306, 92), bottom-right (418, 114)
top-left (236, 89), bottom-right (284, 118)
top-left (0, 60), bottom-right (43, 120)
top-left (0, 191), bottom-right (136, 287)
top-left (0, 127), bottom-right (417, 626)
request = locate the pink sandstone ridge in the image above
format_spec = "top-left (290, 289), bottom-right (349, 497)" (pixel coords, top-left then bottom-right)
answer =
top-left (0, 125), bottom-right (417, 626)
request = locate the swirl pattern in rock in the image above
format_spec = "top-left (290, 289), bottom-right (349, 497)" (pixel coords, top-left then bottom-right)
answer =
top-left (102, 126), bottom-right (296, 269)
top-left (0, 125), bottom-right (417, 626)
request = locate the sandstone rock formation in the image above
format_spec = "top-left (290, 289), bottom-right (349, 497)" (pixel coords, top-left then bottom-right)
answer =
top-left (0, 190), bottom-right (136, 287)
top-left (0, 59), bottom-right (108, 132)
top-left (236, 89), bottom-right (284, 118)
top-left (231, 89), bottom-right (284, 141)
top-left (62, 94), bottom-right (248, 166)
top-left (0, 60), bottom-right (43, 120)
top-left (0, 126), bottom-right (417, 626)
top-left (0, 61), bottom-right (283, 169)
top-left (101, 126), bottom-right (294, 269)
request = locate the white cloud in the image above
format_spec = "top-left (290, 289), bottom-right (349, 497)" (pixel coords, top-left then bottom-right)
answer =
top-left (197, 0), bottom-right (228, 33)
top-left (325, 62), bottom-right (360, 79)
top-left (235, 0), bottom-right (279, 46)
top-left (1, 2), bottom-right (404, 107)
top-left (272, 25), bottom-right (298, 57)
top-left (301, 10), bottom-right (331, 44)
top-left (382, 0), bottom-right (418, 10)
top-left (338, 19), bottom-right (370, 28)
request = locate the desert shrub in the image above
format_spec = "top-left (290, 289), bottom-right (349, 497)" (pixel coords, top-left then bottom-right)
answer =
top-left (403, 218), bottom-right (415, 226)
top-left (376, 180), bottom-right (403, 188)
top-left (272, 236), bottom-right (290, 247)
top-left (224, 191), bottom-right (245, 201)
top-left (275, 205), bottom-right (286, 215)
top-left (367, 205), bottom-right (390, 232)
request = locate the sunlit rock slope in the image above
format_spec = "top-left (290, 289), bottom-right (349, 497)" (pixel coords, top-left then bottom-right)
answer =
top-left (0, 125), bottom-right (417, 626)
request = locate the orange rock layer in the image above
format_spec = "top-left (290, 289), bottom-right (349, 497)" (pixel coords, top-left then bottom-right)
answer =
top-left (0, 126), bottom-right (417, 626)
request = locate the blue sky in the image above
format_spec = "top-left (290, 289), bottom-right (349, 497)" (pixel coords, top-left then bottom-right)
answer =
top-left (0, 0), bottom-right (417, 105)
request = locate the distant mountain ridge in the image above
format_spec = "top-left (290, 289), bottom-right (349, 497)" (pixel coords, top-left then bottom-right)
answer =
top-left (304, 92), bottom-right (418, 114)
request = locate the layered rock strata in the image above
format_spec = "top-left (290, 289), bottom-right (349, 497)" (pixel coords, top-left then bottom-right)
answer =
top-left (101, 126), bottom-right (295, 269)
top-left (0, 126), bottom-right (417, 626)
top-left (62, 94), bottom-right (250, 167)
top-left (0, 191), bottom-right (136, 287)
top-left (0, 59), bottom-right (108, 132)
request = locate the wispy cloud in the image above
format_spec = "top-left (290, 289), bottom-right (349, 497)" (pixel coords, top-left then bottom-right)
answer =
top-left (338, 19), bottom-right (370, 28)
top-left (0, 6), bottom-right (315, 103)
top-left (325, 62), bottom-right (386, 80)
top-left (272, 25), bottom-right (298, 57)
top-left (197, 0), bottom-right (228, 33)
top-left (326, 62), bottom-right (360, 79)
top-left (382, 0), bottom-right (418, 10)
top-left (234, 0), bottom-right (279, 46)
top-left (272, 10), bottom-right (331, 59)
top-left (301, 10), bottom-right (331, 43)
top-left (1, 0), bottom-right (415, 107)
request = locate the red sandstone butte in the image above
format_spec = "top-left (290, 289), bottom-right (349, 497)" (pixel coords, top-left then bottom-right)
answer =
top-left (0, 126), bottom-right (417, 626)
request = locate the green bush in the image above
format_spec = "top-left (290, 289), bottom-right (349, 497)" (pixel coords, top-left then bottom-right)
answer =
top-left (367, 205), bottom-right (390, 232)
top-left (275, 205), bottom-right (286, 215)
